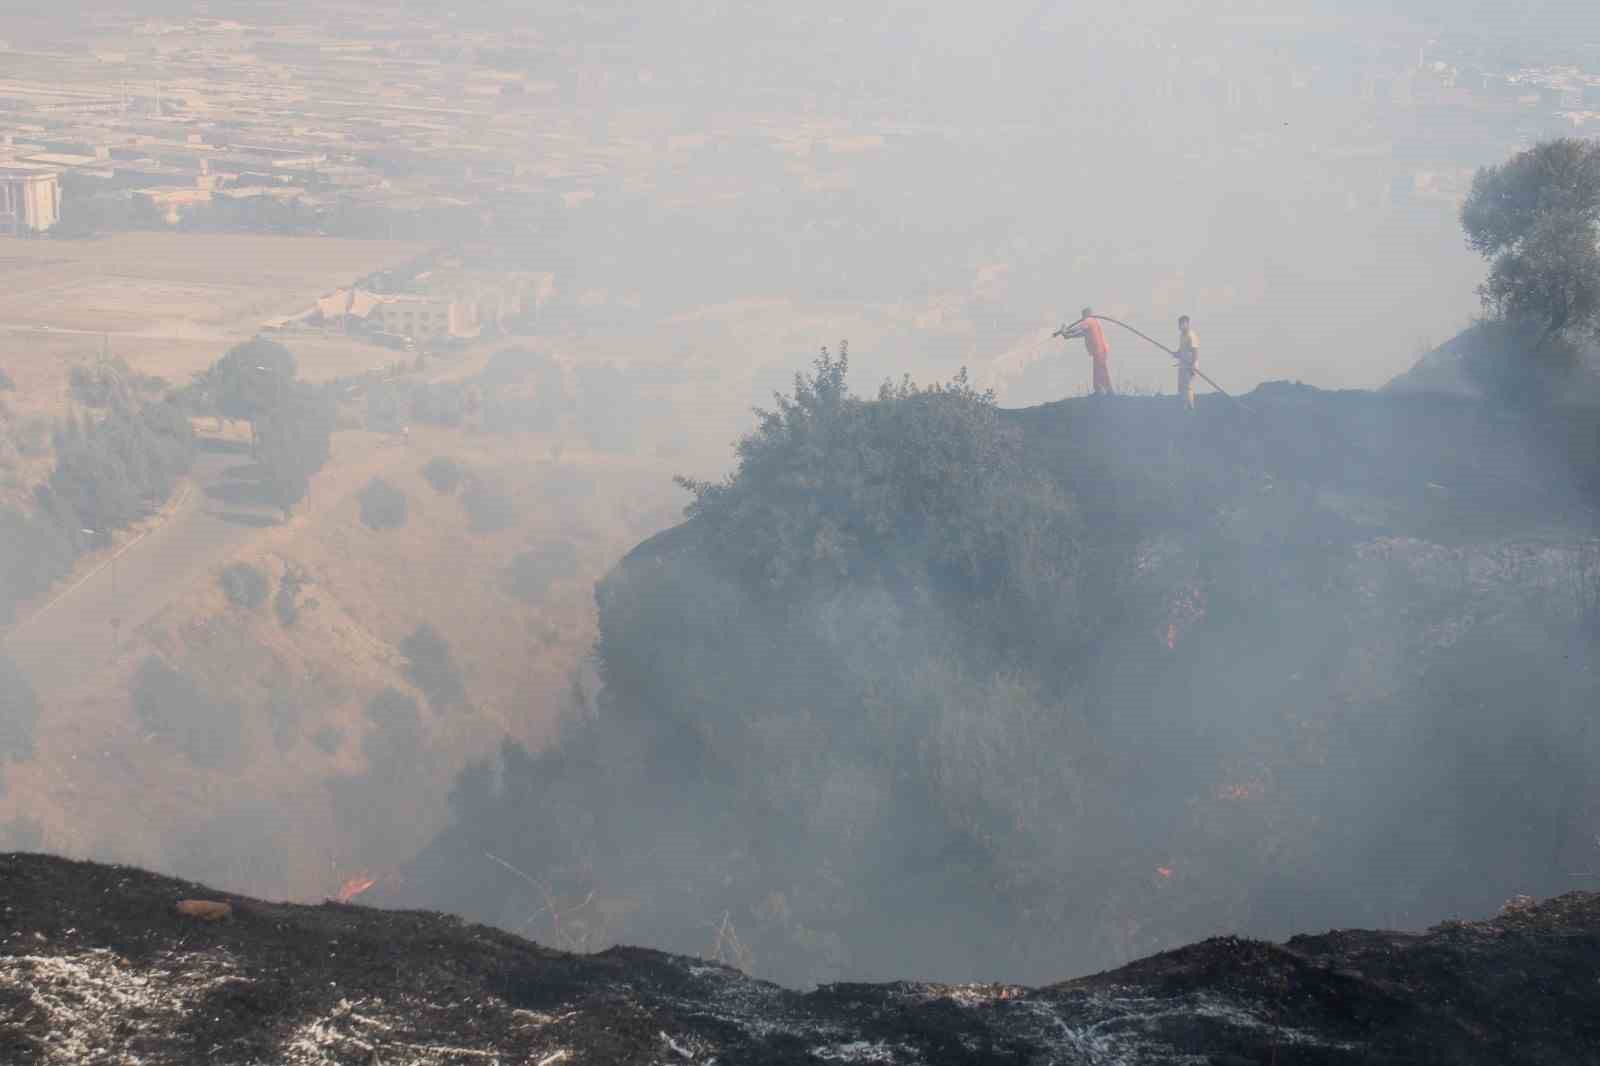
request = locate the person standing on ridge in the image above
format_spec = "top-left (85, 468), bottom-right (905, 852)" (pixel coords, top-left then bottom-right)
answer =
top-left (1175, 315), bottom-right (1199, 411)
top-left (1062, 307), bottom-right (1114, 396)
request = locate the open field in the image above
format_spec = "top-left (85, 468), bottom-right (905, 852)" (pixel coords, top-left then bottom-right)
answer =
top-left (0, 231), bottom-right (425, 408)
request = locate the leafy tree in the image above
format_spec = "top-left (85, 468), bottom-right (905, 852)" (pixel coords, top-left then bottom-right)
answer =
top-left (44, 398), bottom-right (194, 534)
top-left (194, 339), bottom-right (298, 435)
top-left (68, 360), bottom-right (135, 409)
top-left (1461, 139), bottom-right (1600, 374)
top-left (50, 181), bottom-right (163, 236)
top-left (400, 623), bottom-right (466, 710)
top-left (255, 383), bottom-right (335, 518)
top-left (359, 477), bottom-right (409, 530)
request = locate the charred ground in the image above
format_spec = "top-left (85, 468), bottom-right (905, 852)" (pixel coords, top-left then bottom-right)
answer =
top-left (2, 852), bottom-right (1599, 1065)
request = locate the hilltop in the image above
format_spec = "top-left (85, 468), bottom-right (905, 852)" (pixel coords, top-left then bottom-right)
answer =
top-left (394, 369), bottom-right (1600, 988)
top-left (3, 852), bottom-right (1599, 1065)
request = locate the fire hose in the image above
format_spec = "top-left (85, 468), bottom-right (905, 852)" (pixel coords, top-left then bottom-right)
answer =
top-left (1054, 314), bottom-right (1253, 413)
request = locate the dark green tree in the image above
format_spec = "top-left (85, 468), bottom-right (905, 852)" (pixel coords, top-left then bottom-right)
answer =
top-left (45, 398), bottom-right (194, 533)
top-left (400, 623), bottom-right (466, 710)
top-left (255, 384), bottom-right (334, 518)
top-left (1461, 140), bottom-right (1600, 377)
top-left (219, 562), bottom-right (269, 609)
top-left (195, 339), bottom-right (298, 441)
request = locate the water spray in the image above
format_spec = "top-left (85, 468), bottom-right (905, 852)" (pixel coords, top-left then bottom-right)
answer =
top-left (1056, 313), bottom-right (1253, 412)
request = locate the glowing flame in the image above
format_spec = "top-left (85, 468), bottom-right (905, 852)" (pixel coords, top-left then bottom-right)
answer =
top-left (1218, 781), bottom-right (1265, 801)
top-left (1155, 866), bottom-right (1174, 880)
top-left (336, 875), bottom-right (377, 903)
top-left (1162, 582), bottom-right (1205, 649)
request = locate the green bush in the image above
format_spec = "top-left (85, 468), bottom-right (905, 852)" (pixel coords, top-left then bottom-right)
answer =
top-left (422, 456), bottom-right (464, 494)
top-left (400, 623), bottom-right (466, 709)
top-left (46, 399), bottom-right (195, 534)
top-left (129, 657), bottom-right (242, 770)
top-left (359, 477), bottom-right (409, 530)
top-left (219, 562), bottom-right (269, 609)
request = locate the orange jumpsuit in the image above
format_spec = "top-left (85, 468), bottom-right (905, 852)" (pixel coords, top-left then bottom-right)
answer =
top-left (1081, 318), bottom-right (1114, 395)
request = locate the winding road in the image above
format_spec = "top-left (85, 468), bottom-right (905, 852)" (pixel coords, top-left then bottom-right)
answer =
top-left (2, 443), bottom-right (279, 700)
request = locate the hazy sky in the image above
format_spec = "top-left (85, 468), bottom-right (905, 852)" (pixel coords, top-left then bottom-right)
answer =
top-left (530, 0), bottom-right (1592, 399)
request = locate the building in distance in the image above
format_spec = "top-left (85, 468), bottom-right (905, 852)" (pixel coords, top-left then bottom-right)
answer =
top-left (0, 166), bottom-right (62, 235)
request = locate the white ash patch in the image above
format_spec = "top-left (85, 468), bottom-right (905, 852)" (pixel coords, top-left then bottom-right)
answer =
top-left (664, 958), bottom-right (812, 1042)
top-left (277, 995), bottom-right (515, 1065)
top-left (893, 982), bottom-right (1028, 1009)
top-left (810, 1039), bottom-right (911, 1063)
top-left (1003, 987), bottom-right (1356, 1066)
top-left (0, 948), bottom-right (244, 1065)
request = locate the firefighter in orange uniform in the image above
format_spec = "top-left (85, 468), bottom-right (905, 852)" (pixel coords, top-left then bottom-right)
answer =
top-left (1062, 307), bottom-right (1114, 396)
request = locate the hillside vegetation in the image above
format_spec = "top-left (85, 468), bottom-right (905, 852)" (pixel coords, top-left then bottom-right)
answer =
top-left (399, 352), bottom-right (1600, 987)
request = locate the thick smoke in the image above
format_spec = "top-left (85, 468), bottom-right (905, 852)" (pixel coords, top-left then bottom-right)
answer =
top-left (4, 0), bottom-right (1600, 989)
top-left (396, 353), bottom-right (1600, 986)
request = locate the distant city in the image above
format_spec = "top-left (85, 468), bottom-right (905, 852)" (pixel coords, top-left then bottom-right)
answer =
top-left (2, 11), bottom-right (1596, 242)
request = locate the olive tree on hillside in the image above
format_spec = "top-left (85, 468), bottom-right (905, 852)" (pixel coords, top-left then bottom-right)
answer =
top-left (1461, 139), bottom-right (1600, 394)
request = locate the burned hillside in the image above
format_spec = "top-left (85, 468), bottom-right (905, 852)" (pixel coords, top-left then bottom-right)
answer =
top-left (3, 852), bottom-right (1600, 1064)
top-left (391, 358), bottom-right (1600, 988)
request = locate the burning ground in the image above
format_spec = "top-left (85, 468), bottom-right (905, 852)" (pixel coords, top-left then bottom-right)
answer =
top-left (2, 852), bottom-right (1599, 1065)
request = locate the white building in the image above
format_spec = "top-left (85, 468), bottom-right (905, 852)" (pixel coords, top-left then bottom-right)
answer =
top-left (0, 166), bottom-right (61, 235)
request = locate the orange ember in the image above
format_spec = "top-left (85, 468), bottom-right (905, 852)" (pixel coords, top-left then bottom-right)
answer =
top-left (337, 876), bottom-right (377, 902)
top-left (1218, 782), bottom-right (1265, 801)
top-left (1155, 866), bottom-right (1174, 879)
top-left (1162, 582), bottom-right (1205, 649)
